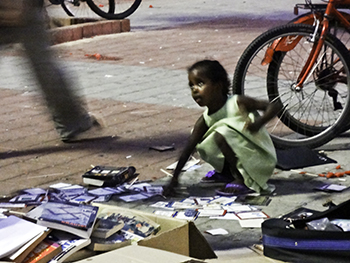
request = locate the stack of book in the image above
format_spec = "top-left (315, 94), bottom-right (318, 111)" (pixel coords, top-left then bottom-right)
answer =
top-left (0, 199), bottom-right (162, 263)
top-left (0, 216), bottom-right (51, 262)
top-left (0, 200), bottom-right (100, 263)
top-left (0, 216), bottom-right (83, 263)
top-left (88, 207), bottom-right (161, 251)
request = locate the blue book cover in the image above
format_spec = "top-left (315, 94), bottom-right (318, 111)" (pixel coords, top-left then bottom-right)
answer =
top-left (38, 202), bottom-right (98, 230)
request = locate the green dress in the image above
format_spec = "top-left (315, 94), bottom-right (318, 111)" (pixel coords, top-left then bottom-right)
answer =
top-left (196, 95), bottom-right (277, 193)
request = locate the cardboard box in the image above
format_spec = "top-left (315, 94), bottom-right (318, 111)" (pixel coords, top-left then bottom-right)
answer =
top-left (74, 244), bottom-right (205, 263)
top-left (93, 203), bottom-right (216, 260)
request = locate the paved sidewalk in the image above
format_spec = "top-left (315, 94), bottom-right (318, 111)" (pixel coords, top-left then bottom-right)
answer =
top-left (0, 0), bottom-right (294, 195)
top-left (2, 0), bottom-right (350, 262)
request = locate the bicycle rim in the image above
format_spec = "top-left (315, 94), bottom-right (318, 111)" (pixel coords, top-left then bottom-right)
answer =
top-left (291, 11), bottom-right (350, 132)
top-left (233, 23), bottom-right (350, 149)
top-left (87, 0), bottom-right (142, 19)
top-left (59, 0), bottom-right (98, 18)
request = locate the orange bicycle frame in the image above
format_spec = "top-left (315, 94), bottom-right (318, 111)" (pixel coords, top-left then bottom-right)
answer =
top-left (262, 0), bottom-right (350, 89)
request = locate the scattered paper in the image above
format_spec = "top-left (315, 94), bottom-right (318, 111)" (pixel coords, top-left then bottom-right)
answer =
top-left (153, 210), bottom-right (175, 217)
top-left (239, 219), bottom-right (265, 228)
top-left (236, 211), bottom-right (269, 220)
top-left (205, 228), bottom-right (228, 236)
top-left (150, 201), bottom-right (174, 210)
top-left (118, 194), bottom-right (149, 202)
top-left (225, 204), bottom-right (257, 213)
top-left (197, 209), bottom-right (226, 217)
top-left (174, 209), bottom-right (198, 220)
top-left (210, 196), bottom-right (237, 205)
top-left (314, 184), bottom-right (348, 192)
top-left (210, 213), bottom-right (240, 220)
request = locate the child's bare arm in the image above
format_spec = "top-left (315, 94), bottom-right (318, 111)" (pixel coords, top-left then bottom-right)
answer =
top-left (163, 116), bottom-right (208, 196)
top-left (237, 95), bottom-right (282, 133)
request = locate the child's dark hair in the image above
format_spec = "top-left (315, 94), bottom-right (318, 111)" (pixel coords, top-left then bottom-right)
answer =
top-left (187, 60), bottom-right (231, 95)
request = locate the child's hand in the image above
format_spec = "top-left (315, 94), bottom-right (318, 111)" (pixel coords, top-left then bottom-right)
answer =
top-left (162, 178), bottom-right (179, 197)
top-left (244, 118), bottom-right (262, 133)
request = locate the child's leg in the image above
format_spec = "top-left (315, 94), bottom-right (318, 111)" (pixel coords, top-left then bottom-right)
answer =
top-left (214, 132), bottom-right (244, 184)
top-left (214, 132), bottom-right (255, 195)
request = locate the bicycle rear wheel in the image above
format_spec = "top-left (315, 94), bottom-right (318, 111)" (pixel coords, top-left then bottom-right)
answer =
top-left (291, 11), bottom-right (350, 133)
top-left (87, 0), bottom-right (141, 19)
top-left (60, 0), bottom-right (99, 18)
top-left (60, 0), bottom-right (141, 19)
top-left (233, 23), bottom-right (350, 149)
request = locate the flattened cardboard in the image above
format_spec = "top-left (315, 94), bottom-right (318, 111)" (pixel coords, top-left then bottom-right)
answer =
top-left (93, 203), bottom-right (216, 260)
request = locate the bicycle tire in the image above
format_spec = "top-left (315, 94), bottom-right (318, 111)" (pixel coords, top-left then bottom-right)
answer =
top-left (60, 0), bottom-right (74, 17)
top-left (87, 0), bottom-right (142, 19)
top-left (60, 0), bottom-right (98, 18)
top-left (233, 23), bottom-right (350, 149)
top-left (290, 11), bottom-right (350, 133)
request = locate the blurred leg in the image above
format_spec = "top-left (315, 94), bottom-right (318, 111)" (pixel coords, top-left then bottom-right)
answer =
top-left (21, 1), bottom-right (94, 140)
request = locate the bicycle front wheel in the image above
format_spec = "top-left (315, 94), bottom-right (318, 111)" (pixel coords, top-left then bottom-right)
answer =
top-left (87, 0), bottom-right (141, 19)
top-left (233, 23), bottom-right (350, 149)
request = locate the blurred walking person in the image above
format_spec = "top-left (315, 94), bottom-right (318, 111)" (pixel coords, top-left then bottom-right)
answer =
top-left (0, 0), bottom-right (102, 142)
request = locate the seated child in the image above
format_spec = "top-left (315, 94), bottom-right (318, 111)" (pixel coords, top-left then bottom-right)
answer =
top-left (163, 59), bottom-right (281, 196)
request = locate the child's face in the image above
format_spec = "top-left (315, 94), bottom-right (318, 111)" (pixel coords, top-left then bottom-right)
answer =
top-left (188, 69), bottom-right (224, 108)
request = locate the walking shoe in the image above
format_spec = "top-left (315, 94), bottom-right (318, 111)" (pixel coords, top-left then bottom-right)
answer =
top-left (61, 114), bottom-right (106, 143)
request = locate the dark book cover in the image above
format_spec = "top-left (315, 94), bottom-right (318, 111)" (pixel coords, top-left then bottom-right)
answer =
top-left (82, 166), bottom-right (133, 182)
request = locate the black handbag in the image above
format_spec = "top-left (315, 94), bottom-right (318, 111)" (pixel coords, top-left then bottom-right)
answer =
top-left (262, 199), bottom-right (350, 263)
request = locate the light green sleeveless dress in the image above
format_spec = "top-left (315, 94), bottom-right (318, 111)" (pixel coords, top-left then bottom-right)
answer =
top-left (196, 95), bottom-right (277, 193)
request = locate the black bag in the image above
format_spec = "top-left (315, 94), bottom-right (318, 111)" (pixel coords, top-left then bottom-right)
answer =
top-left (262, 199), bottom-right (350, 263)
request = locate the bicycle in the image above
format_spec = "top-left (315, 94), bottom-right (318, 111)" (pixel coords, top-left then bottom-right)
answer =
top-left (232, 0), bottom-right (350, 149)
top-left (46, 0), bottom-right (142, 19)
